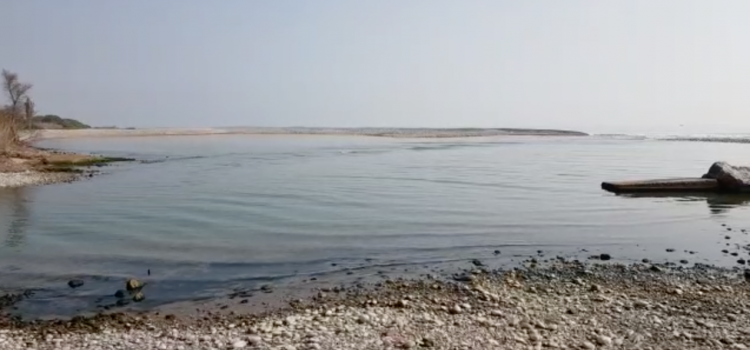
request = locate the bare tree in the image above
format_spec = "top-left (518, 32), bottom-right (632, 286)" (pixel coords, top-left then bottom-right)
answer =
top-left (1, 70), bottom-right (34, 150)
top-left (2, 70), bottom-right (32, 114)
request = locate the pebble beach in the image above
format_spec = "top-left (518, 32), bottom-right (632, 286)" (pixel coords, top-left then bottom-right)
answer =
top-left (2, 261), bottom-right (750, 350)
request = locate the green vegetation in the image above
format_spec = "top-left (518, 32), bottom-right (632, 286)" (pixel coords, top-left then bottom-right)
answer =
top-left (31, 115), bottom-right (91, 129)
top-left (42, 156), bottom-right (135, 173)
top-left (40, 164), bottom-right (85, 173)
top-left (47, 157), bottom-right (135, 167)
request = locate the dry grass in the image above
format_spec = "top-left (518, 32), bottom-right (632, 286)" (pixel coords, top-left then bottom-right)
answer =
top-left (0, 109), bottom-right (19, 153)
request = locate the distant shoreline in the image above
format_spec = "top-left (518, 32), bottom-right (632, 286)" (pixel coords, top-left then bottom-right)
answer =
top-left (39, 127), bottom-right (588, 140)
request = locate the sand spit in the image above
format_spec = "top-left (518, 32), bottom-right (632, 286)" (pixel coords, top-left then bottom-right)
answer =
top-left (3, 262), bottom-right (750, 349)
top-left (660, 136), bottom-right (750, 144)
top-left (0, 146), bottom-right (134, 188)
top-left (40, 127), bottom-right (588, 140)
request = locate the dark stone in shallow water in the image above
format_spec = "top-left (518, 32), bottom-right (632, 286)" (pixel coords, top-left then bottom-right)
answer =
top-left (642, 258), bottom-right (650, 263)
top-left (600, 254), bottom-right (612, 261)
top-left (739, 259), bottom-right (747, 265)
top-left (67, 280), bottom-right (84, 289)
top-left (471, 259), bottom-right (484, 267)
top-left (680, 260), bottom-right (689, 264)
top-left (732, 252), bottom-right (739, 257)
top-left (666, 248), bottom-right (675, 253)
top-left (722, 250), bottom-right (729, 254)
top-left (494, 250), bottom-right (501, 255)
top-left (114, 290), bottom-right (126, 299)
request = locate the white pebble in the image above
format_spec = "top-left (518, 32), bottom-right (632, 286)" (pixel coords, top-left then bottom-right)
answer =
top-left (595, 335), bottom-right (612, 346)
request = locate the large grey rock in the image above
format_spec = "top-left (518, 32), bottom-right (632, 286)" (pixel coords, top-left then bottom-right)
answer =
top-left (702, 162), bottom-right (750, 192)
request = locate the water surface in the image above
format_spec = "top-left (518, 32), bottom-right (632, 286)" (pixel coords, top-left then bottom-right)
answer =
top-left (2, 135), bottom-right (750, 316)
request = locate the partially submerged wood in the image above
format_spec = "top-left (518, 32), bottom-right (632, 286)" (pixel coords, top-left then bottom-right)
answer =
top-left (601, 178), bottom-right (719, 194)
top-left (603, 161), bottom-right (750, 194)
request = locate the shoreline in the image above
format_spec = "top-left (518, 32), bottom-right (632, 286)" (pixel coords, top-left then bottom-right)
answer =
top-left (39, 127), bottom-right (589, 140)
top-left (1, 261), bottom-right (749, 349)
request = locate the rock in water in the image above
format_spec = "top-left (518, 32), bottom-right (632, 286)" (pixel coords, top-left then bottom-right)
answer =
top-left (600, 253), bottom-right (612, 261)
top-left (114, 290), bottom-right (127, 298)
top-left (67, 279), bottom-right (84, 288)
top-left (703, 162), bottom-right (750, 192)
top-left (126, 278), bottom-right (144, 292)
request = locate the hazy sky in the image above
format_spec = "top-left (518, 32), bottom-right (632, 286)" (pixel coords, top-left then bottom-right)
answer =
top-left (3, 1), bottom-right (750, 134)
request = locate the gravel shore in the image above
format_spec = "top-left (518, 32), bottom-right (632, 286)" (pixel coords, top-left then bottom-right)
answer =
top-left (3, 262), bottom-right (750, 349)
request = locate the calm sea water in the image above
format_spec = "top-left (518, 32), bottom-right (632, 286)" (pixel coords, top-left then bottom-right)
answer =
top-left (2, 135), bottom-right (750, 315)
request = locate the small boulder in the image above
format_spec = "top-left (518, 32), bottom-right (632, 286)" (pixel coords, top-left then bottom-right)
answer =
top-left (114, 290), bottom-right (127, 298)
top-left (600, 253), bottom-right (612, 261)
top-left (703, 162), bottom-right (750, 192)
top-left (126, 278), bottom-right (144, 292)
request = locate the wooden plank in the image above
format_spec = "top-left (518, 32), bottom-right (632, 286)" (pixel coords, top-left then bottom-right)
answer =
top-left (601, 178), bottom-right (719, 193)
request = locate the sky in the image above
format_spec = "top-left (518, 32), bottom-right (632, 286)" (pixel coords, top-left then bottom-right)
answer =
top-left (2, 1), bottom-right (750, 134)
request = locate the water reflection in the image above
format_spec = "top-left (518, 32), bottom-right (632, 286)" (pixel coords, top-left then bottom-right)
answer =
top-left (619, 193), bottom-right (750, 215)
top-left (0, 187), bottom-right (32, 248)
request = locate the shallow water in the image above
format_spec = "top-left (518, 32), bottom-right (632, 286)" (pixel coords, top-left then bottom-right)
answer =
top-left (2, 135), bottom-right (750, 317)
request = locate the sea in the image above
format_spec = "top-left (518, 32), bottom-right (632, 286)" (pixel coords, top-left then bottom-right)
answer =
top-left (2, 133), bottom-right (750, 317)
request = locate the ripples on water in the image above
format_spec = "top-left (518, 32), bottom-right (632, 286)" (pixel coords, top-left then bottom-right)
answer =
top-left (3, 135), bottom-right (750, 315)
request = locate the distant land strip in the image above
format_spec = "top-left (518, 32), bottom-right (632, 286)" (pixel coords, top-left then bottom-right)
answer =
top-left (39, 127), bottom-right (588, 139)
